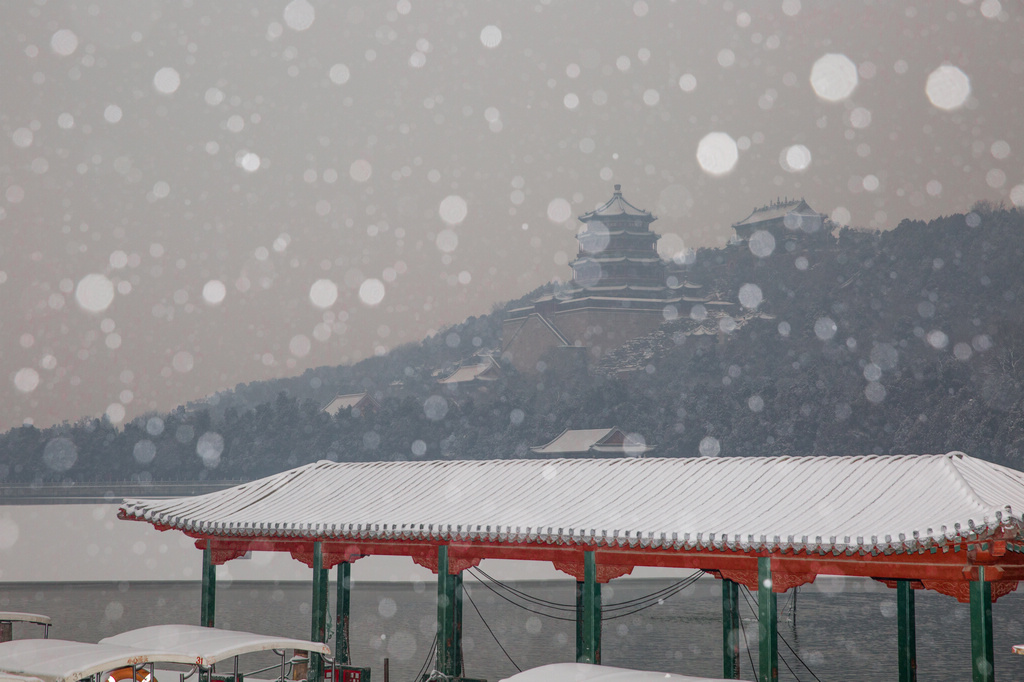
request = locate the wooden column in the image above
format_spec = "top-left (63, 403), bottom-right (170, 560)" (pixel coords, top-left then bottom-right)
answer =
top-left (335, 562), bottom-right (351, 666)
top-left (897, 579), bottom-right (917, 682)
top-left (757, 557), bottom-right (778, 682)
top-left (970, 567), bottom-right (994, 682)
top-left (578, 551), bottom-right (602, 665)
top-left (722, 578), bottom-right (740, 679)
top-left (308, 542), bottom-right (329, 682)
top-left (435, 545), bottom-right (458, 678)
top-left (200, 540), bottom-right (216, 628)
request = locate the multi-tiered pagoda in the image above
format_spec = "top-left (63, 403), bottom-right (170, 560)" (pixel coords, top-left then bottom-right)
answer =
top-left (501, 186), bottom-right (710, 373)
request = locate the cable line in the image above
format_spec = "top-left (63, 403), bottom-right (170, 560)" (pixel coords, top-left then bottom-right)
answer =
top-left (464, 583), bottom-right (522, 673)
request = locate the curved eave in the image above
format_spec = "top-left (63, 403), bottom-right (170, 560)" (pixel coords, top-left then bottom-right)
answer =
top-left (117, 507), bottom-right (1023, 560)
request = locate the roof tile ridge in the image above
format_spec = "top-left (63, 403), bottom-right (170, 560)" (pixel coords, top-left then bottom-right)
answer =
top-left (939, 451), bottom-right (993, 517)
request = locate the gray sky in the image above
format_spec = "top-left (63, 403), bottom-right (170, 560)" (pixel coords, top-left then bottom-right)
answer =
top-left (2, 0), bottom-right (1022, 432)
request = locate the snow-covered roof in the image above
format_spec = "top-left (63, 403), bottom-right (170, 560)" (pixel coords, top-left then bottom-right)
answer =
top-left (0, 640), bottom-right (197, 682)
top-left (438, 356), bottom-right (502, 385)
top-left (732, 198), bottom-right (822, 228)
top-left (321, 393), bottom-right (377, 416)
top-left (99, 625), bottom-right (330, 666)
top-left (119, 453), bottom-right (1024, 557)
top-left (0, 614), bottom-right (50, 626)
top-left (530, 428), bottom-right (652, 456)
top-left (579, 186), bottom-right (652, 220)
top-left (499, 663), bottom-right (735, 682)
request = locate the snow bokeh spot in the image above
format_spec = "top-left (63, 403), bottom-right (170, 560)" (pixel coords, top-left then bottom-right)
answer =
top-left (75, 274), bottom-right (115, 313)
top-left (696, 133), bottom-right (738, 175)
top-left (749, 230), bottom-right (776, 258)
top-left (309, 279), bottom-right (339, 308)
top-left (810, 53), bottom-right (858, 102)
top-left (153, 67), bottom-right (181, 95)
top-left (14, 368), bottom-right (40, 393)
top-left (699, 436), bottom-right (721, 457)
top-left (814, 317), bottom-right (837, 341)
top-left (196, 432), bottom-right (224, 468)
top-left (43, 437), bottom-right (77, 472)
top-left (359, 278), bottom-right (385, 306)
top-left (547, 198), bottom-right (572, 223)
top-left (738, 283), bottom-right (763, 310)
top-left (50, 29), bottom-right (79, 56)
top-left (926, 65), bottom-right (970, 110)
top-left (284, 0), bottom-right (315, 31)
top-left (439, 195), bottom-right (468, 225)
top-left (423, 395), bottom-right (448, 421)
top-left (480, 25), bottom-right (502, 48)
top-left (202, 280), bottom-right (226, 305)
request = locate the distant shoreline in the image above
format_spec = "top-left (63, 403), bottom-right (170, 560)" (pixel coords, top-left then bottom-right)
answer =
top-left (0, 481), bottom-right (244, 505)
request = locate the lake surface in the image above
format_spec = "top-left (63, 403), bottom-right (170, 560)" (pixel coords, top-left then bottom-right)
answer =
top-left (3, 577), bottom-right (1024, 681)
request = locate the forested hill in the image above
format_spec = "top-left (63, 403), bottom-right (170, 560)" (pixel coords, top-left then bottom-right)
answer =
top-left (4, 205), bottom-right (1024, 486)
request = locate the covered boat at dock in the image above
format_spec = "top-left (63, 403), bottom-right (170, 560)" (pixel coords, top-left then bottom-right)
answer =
top-left (500, 663), bottom-right (743, 681)
top-left (100, 625), bottom-right (331, 681)
top-left (0, 639), bottom-right (196, 682)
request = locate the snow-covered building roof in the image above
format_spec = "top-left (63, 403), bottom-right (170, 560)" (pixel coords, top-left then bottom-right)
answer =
top-left (120, 452), bottom-right (1024, 560)
top-left (579, 185), bottom-right (652, 220)
top-left (321, 393), bottom-right (379, 416)
top-left (529, 428), bottom-right (653, 457)
top-left (437, 355), bottom-right (502, 385)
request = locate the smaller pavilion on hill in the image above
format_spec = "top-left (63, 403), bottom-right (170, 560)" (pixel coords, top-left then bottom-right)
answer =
top-left (529, 427), bottom-right (654, 458)
top-left (731, 198), bottom-right (829, 251)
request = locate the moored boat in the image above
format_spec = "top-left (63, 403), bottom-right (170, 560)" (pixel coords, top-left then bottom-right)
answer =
top-left (498, 663), bottom-right (746, 682)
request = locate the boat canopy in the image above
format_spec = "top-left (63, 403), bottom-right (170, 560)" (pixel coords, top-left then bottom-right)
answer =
top-left (0, 673), bottom-right (45, 682)
top-left (0, 615), bottom-right (51, 627)
top-left (0, 640), bottom-right (197, 682)
top-left (499, 663), bottom-right (741, 681)
top-left (99, 625), bottom-right (330, 666)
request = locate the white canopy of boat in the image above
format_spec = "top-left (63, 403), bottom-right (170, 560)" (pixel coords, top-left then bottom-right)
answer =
top-left (499, 663), bottom-right (744, 681)
top-left (0, 615), bottom-right (51, 627)
top-left (0, 673), bottom-right (45, 682)
top-left (0, 639), bottom-right (197, 682)
top-left (99, 626), bottom-right (330, 666)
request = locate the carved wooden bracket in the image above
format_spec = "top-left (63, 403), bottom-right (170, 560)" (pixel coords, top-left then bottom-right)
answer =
top-left (921, 579), bottom-right (1019, 603)
top-left (412, 553), bottom-right (482, 575)
top-left (551, 560), bottom-right (634, 583)
top-left (716, 568), bottom-right (814, 593)
top-left (192, 540), bottom-right (249, 566)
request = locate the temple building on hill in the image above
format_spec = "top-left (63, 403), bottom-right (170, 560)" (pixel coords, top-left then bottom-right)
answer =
top-left (501, 185), bottom-right (714, 373)
top-left (731, 198), bottom-right (830, 251)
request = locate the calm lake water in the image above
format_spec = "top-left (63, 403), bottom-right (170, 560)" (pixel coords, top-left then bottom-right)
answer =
top-left (2, 577), bottom-right (1024, 681)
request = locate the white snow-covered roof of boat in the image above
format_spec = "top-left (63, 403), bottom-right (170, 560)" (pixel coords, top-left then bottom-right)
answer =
top-left (0, 639), bottom-right (197, 682)
top-left (499, 663), bottom-right (740, 681)
top-left (0, 614), bottom-right (51, 626)
top-left (0, 673), bottom-right (44, 682)
top-left (100, 625), bottom-right (329, 666)
top-left (120, 453), bottom-right (1024, 556)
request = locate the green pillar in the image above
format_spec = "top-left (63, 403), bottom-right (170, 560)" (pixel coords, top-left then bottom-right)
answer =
top-left (722, 578), bottom-right (740, 679)
top-left (578, 551), bottom-right (601, 665)
top-left (757, 557), bottom-right (778, 682)
top-left (897, 579), bottom-right (917, 682)
top-left (309, 542), bottom-right (329, 682)
top-left (200, 540), bottom-right (216, 627)
top-left (970, 567), bottom-right (994, 682)
top-left (454, 571), bottom-right (464, 679)
top-left (436, 545), bottom-right (457, 678)
top-left (575, 581), bottom-right (583, 662)
top-left (335, 562), bottom-right (351, 666)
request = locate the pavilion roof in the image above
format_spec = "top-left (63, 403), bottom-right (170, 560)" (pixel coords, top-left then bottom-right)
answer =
top-left (120, 452), bottom-right (1024, 557)
top-left (579, 185), bottom-right (652, 221)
